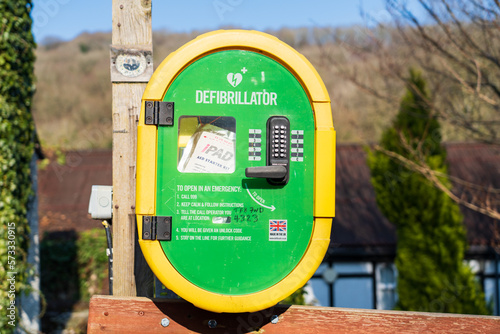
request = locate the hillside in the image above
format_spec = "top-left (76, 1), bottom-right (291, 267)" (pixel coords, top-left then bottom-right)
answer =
top-left (32, 28), bottom-right (442, 149)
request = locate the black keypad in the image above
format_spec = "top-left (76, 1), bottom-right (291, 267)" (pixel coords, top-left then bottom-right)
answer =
top-left (269, 120), bottom-right (289, 161)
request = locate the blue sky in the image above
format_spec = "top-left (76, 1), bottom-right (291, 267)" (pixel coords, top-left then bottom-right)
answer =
top-left (31, 0), bottom-right (411, 43)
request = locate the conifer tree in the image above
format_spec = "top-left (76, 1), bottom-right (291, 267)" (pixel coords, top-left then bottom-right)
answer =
top-left (368, 69), bottom-right (488, 314)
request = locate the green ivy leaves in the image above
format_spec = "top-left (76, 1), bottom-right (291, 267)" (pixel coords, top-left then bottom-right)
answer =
top-left (0, 1), bottom-right (36, 332)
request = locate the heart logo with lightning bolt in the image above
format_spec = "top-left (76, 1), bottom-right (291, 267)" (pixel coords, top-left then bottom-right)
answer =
top-left (227, 73), bottom-right (243, 87)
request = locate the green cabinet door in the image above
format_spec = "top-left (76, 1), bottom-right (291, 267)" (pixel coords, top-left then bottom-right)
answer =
top-left (156, 50), bottom-right (315, 295)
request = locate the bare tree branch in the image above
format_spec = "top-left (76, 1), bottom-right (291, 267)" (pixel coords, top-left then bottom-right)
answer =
top-left (438, 57), bottom-right (498, 106)
top-left (373, 144), bottom-right (500, 220)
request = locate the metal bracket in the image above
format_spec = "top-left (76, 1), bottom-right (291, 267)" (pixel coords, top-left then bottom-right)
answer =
top-left (144, 101), bottom-right (174, 126)
top-left (142, 216), bottom-right (172, 241)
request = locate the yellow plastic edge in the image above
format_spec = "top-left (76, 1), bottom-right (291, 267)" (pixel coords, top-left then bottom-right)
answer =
top-left (138, 217), bottom-right (331, 313)
top-left (313, 102), bottom-right (336, 217)
top-left (136, 30), bottom-right (335, 313)
top-left (136, 105), bottom-right (156, 215)
top-left (143, 30), bottom-right (330, 103)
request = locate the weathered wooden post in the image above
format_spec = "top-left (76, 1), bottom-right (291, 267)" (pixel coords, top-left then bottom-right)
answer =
top-left (110, 0), bottom-right (153, 296)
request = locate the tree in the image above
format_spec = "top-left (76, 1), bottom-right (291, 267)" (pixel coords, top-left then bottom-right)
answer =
top-left (326, 0), bottom-right (500, 222)
top-left (0, 0), bottom-right (36, 332)
top-left (368, 69), bottom-right (488, 314)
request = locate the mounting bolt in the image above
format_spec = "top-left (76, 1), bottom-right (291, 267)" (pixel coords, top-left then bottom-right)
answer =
top-left (161, 318), bottom-right (170, 327)
top-left (146, 102), bottom-right (153, 109)
top-left (208, 319), bottom-right (217, 328)
top-left (270, 315), bottom-right (279, 324)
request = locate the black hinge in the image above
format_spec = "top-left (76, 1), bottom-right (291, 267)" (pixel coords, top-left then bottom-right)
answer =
top-left (142, 216), bottom-right (172, 241)
top-left (144, 101), bottom-right (174, 126)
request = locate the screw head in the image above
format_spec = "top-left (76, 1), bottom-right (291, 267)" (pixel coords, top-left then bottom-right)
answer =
top-left (146, 102), bottom-right (153, 109)
top-left (208, 319), bottom-right (217, 328)
top-left (271, 315), bottom-right (279, 324)
top-left (144, 232), bottom-right (150, 237)
top-left (161, 318), bottom-right (170, 327)
top-left (166, 117), bottom-right (172, 123)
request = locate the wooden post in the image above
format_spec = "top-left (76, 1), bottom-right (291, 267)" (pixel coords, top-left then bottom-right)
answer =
top-left (111, 0), bottom-right (152, 296)
top-left (88, 296), bottom-right (500, 333)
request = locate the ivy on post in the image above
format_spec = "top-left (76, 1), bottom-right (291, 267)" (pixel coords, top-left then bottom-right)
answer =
top-left (0, 0), bottom-right (36, 332)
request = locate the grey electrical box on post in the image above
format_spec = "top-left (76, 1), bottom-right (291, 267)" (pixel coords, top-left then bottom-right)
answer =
top-left (88, 185), bottom-right (113, 220)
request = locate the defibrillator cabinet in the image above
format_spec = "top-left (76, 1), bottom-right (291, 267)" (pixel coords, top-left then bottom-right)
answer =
top-left (136, 30), bottom-right (335, 313)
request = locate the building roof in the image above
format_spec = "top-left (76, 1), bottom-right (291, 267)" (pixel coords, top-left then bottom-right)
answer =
top-left (331, 144), bottom-right (396, 260)
top-left (38, 150), bottom-right (112, 235)
top-left (38, 144), bottom-right (500, 258)
top-left (446, 143), bottom-right (500, 248)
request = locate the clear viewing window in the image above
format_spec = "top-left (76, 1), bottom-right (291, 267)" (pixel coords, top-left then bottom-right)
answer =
top-left (177, 116), bottom-right (236, 174)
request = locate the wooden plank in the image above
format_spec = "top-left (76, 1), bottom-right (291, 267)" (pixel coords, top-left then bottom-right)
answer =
top-left (111, 83), bottom-right (144, 296)
top-left (112, 0), bottom-right (152, 45)
top-left (111, 0), bottom-right (152, 297)
top-left (88, 295), bottom-right (500, 333)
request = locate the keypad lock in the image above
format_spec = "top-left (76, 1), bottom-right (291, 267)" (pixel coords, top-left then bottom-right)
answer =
top-left (245, 116), bottom-right (290, 185)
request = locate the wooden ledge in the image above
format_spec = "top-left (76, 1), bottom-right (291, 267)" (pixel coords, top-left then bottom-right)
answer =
top-left (88, 295), bottom-right (500, 333)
